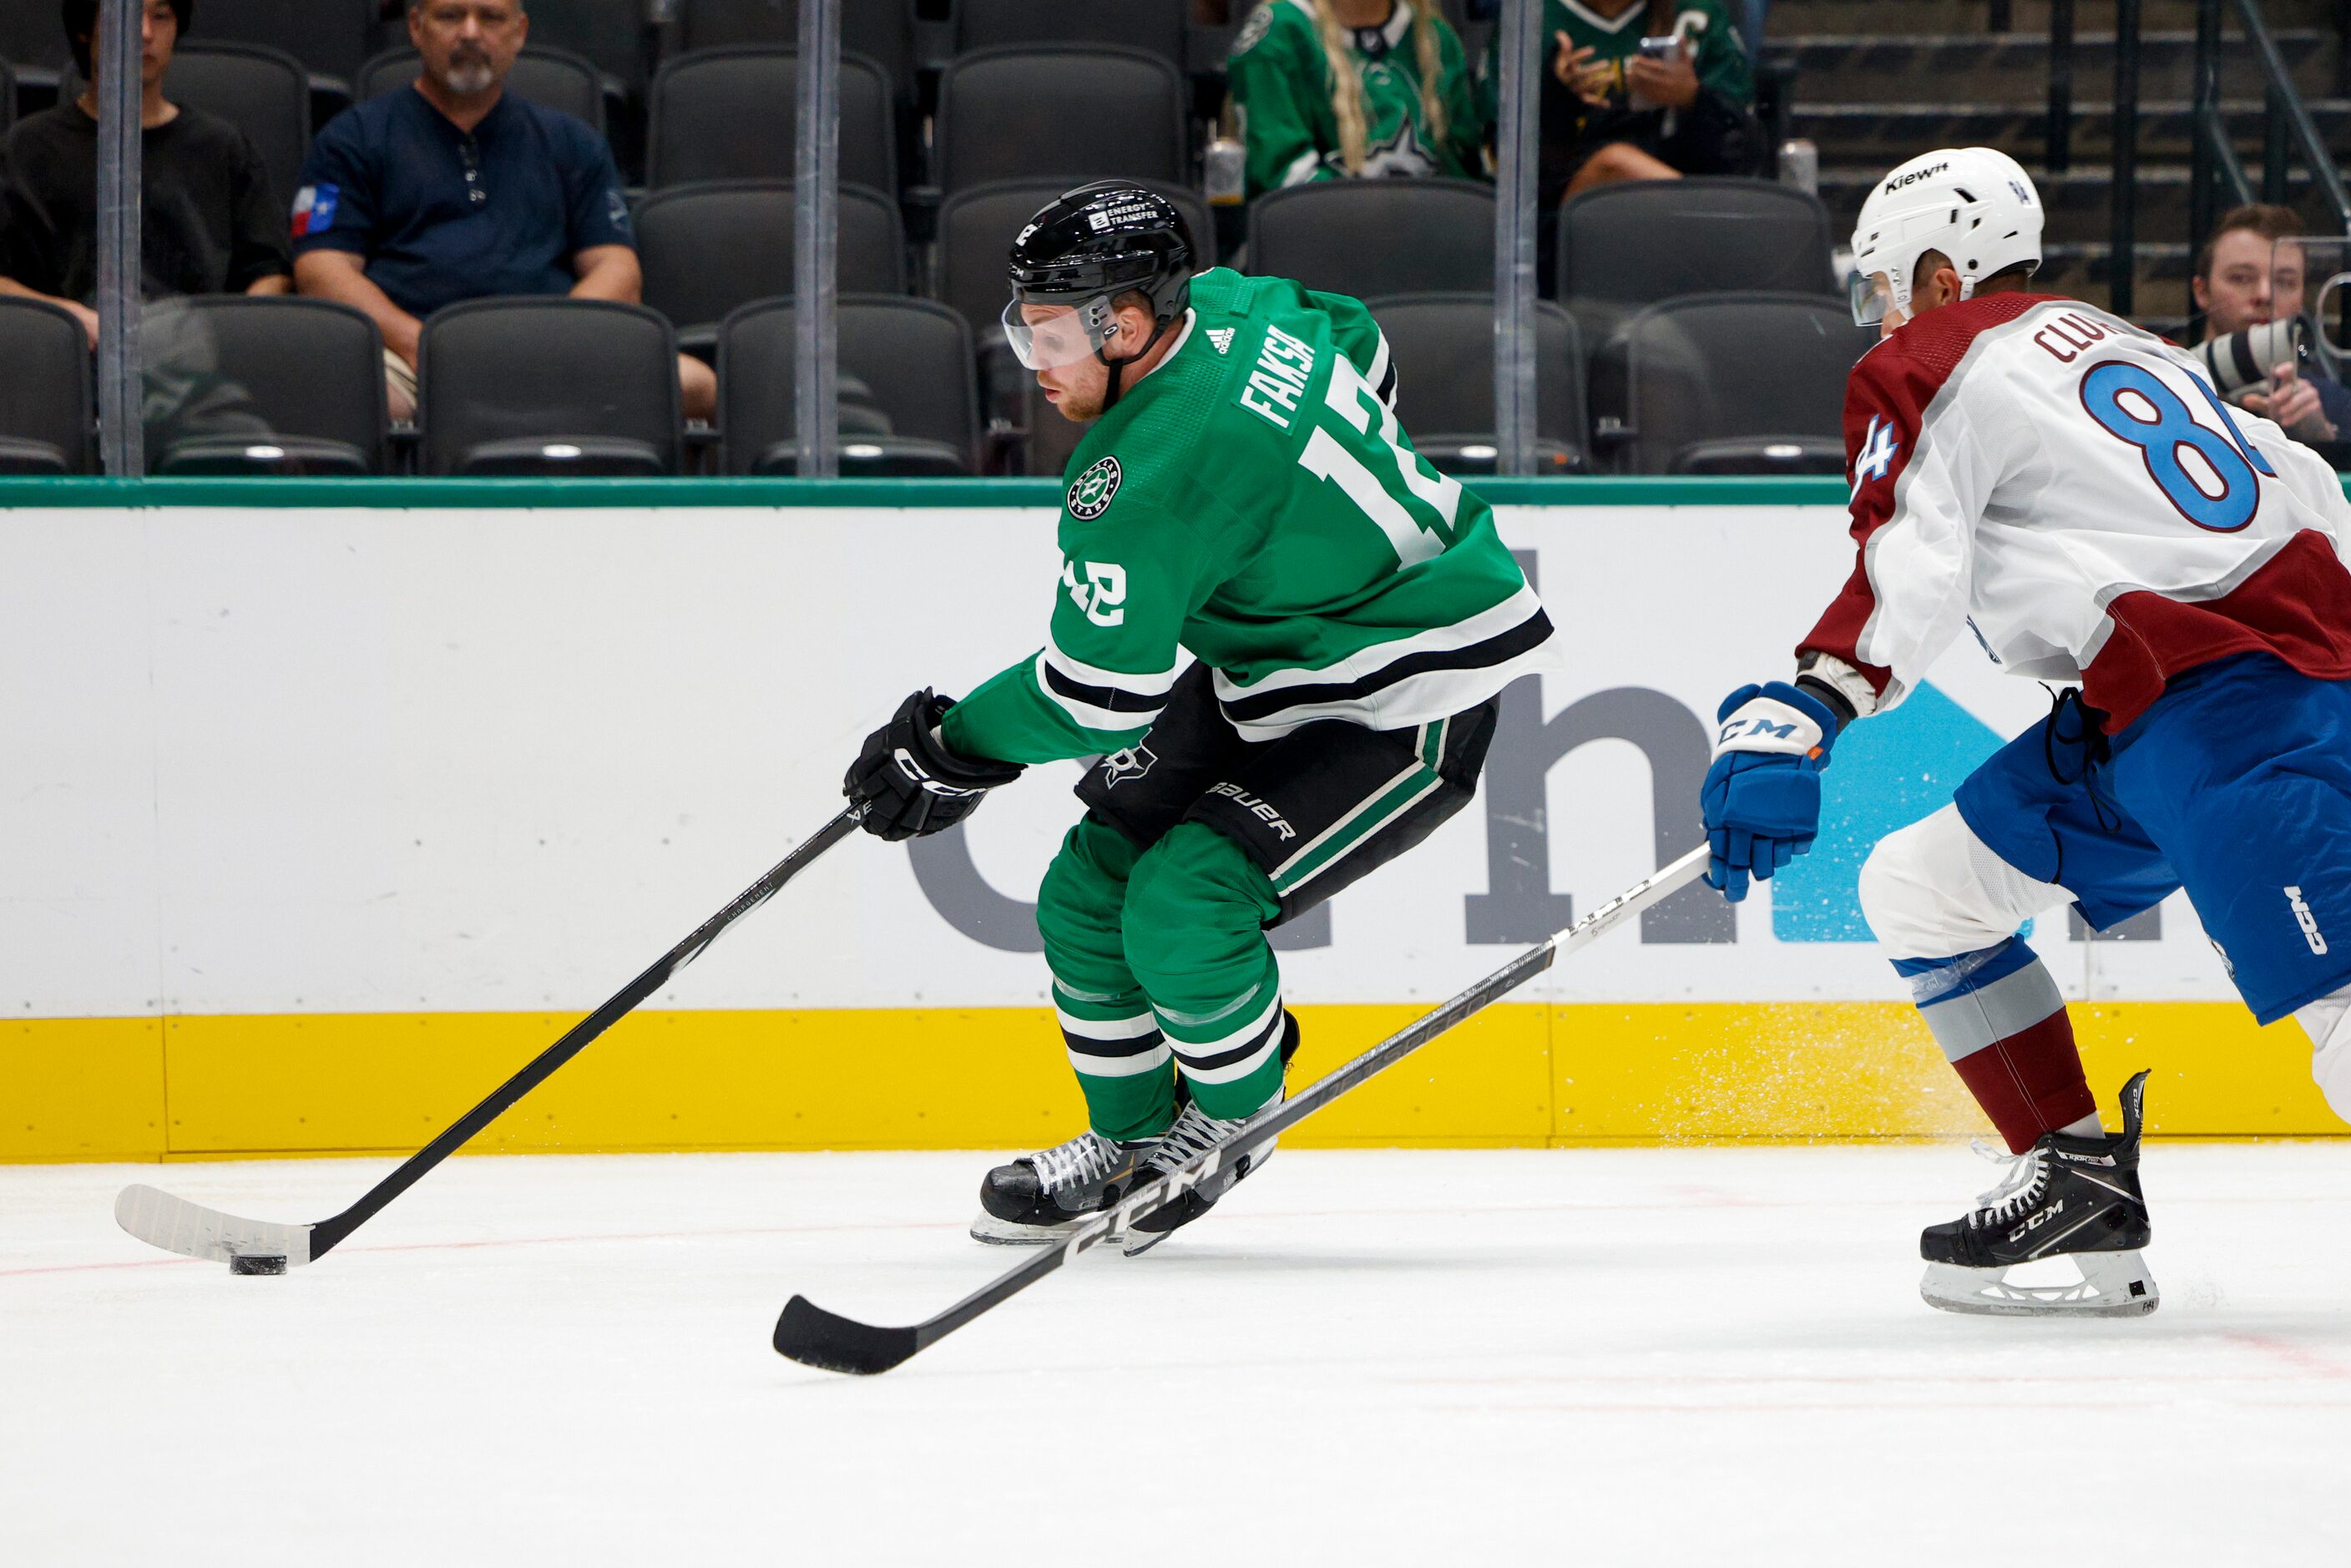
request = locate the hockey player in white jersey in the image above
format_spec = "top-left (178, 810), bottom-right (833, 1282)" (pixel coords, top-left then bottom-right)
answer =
top-left (1699, 147), bottom-right (2351, 1317)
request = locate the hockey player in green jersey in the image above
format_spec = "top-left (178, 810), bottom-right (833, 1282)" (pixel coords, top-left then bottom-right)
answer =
top-left (1227, 1), bottom-right (1484, 197)
top-left (841, 184), bottom-right (1555, 1247)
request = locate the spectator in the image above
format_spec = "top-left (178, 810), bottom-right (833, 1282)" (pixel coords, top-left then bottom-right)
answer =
top-left (1511, 0), bottom-right (1760, 203)
top-left (291, 0), bottom-right (715, 424)
top-left (0, 0), bottom-right (291, 346)
top-left (2192, 202), bottom-right (2350, 448)
top-left (1227, 1), bottom-right (1485, 199)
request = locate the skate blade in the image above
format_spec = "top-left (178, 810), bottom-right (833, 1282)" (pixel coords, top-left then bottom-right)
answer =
top-left (968, 1214), bottom-right (1131, 1248)
top-left (968, 1216), bottom-right (1072, 1247)
top-left (1920, 1251), bottom-right (2161, 1318)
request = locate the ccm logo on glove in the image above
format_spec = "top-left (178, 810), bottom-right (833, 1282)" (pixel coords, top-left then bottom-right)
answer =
top-left (1716, 696), bottom-right (1828, 758)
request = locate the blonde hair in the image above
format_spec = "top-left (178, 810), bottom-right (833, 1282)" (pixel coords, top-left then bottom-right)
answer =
top-left (1306, 0), bottom-right (1449, 177)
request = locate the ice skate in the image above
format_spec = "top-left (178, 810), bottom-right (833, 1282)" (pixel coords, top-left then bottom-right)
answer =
top-left (971, 1129), bottom-right (1159, 1245)
top-left (1122, 1012), bottom-right (1299, 1255)
top-left (1919, 1070), bottom-right (2159, 1318)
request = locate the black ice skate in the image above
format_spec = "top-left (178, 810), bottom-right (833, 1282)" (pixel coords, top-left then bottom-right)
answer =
top-left (1919, 1069), bottom-right (2158, 1318)
top-left (971, 1130), bottom-right (1159, 1245)
top-left (1123, 1012), bottom-right (1301, 1256)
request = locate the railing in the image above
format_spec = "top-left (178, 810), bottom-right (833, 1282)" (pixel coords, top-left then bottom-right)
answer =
top-left (2186, 0), bottom-right (2351, 331)
top-left (2040, 0), bottom-right (2153, 315)
top-left (2043, 0), bottom-right (2142, 316)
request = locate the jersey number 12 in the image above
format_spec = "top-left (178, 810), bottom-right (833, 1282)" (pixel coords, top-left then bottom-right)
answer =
top-left (1297, 353), bottom-right (1463, 568)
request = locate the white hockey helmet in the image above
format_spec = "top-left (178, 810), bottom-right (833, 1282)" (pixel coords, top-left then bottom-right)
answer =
top-left (1850, 147), bottom-right (2043, 326)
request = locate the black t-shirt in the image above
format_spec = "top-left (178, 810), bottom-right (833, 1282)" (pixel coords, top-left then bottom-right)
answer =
top-left (0, 102), bottom-right (292, 302)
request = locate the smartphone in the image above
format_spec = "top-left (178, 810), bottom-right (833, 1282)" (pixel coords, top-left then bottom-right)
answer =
top-left (1629, 34), bottom-right (1681, 108)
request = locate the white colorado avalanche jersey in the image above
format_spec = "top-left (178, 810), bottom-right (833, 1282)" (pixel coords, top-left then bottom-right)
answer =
top-left (1799, 293), bottom-right (2351, 731)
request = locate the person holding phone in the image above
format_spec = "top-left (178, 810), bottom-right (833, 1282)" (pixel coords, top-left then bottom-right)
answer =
top-left (1489, 0), bottom-right (1762, 213)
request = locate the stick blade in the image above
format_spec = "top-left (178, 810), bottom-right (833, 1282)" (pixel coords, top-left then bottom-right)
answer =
top-left (772, 1295), bottom-right (922, 1376)
top-left (114, 1184), bottom-right (315, 1267)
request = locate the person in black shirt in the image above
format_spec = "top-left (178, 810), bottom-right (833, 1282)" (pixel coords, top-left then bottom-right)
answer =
top-left (295, 0), bottom-right (715, 423)
top-left (0, 0), bottom-right (291, 346)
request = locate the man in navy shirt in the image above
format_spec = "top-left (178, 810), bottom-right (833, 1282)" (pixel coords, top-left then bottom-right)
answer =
top-left (291, 0), bottom-right (714, 422)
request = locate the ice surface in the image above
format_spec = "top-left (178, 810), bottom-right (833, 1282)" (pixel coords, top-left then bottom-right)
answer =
top-left (5, 1146), bottom-right (2348, 1564)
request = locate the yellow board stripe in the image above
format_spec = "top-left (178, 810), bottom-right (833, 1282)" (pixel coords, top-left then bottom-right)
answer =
top-left (3, 1003), bottom-right (2342, 1164)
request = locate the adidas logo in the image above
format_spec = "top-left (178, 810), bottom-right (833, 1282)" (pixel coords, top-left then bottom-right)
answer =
top-left (1207, 327), bottom-right (1235, 356)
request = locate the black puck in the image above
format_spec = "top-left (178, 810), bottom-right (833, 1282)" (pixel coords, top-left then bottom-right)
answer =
top-left (229, 1253), bottom-right (287, 1276)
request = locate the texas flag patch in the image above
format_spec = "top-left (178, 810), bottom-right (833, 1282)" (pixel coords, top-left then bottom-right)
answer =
top-left (290, 183), bottom-right (339, 237)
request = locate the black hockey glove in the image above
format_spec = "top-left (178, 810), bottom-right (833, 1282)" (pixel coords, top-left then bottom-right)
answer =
top-left (843, 689), bottom-right (1024, 842)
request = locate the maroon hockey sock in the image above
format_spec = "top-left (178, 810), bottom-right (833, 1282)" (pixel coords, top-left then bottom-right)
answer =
top-left (1948, 1011), bottom-right (2099, 1153)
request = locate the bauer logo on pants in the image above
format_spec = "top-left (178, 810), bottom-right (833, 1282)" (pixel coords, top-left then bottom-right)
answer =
top-left (1068, 457), bottom-right (1122, 520)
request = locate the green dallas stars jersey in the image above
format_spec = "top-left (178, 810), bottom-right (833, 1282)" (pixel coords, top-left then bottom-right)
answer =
top-left (1227, 0), bottom-right (1484, 198)
top-left (1484, 0), bottom-right (1752, 114)
top-left (939, 266), bottom-right (1555, 767)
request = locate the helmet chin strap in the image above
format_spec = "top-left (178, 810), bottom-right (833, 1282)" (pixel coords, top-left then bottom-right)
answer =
top-left (1095, 313), bottom-right (1176, 412)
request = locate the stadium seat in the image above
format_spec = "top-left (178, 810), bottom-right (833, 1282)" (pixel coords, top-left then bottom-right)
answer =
top-left (933, 47), bottom-right (1187, 196)
top-left (636, 180), bottom-right (907, 351)
top-left (680, 0), bottom-right (918, 104)
top-left (1557, 179), bottom-right (1838, 343)
top-left (502, 0), bottom-right (649, 99)
top-left (186, 0), bottom-right (373, 95)
top-left (356, 46), bottom-right (609, 134)
top-left (1366, 293), bottom-right (1586, 475)
top-left (1246, 180), bottom-right (1495, 300)
top-left (145, 297), bottom-right (387, 476)
top-left (720, 296), bottom-right (979, 477)
top-left (647, 47), bottom-right (896, 194)
top-left (934, 177), bottom-right (1211, 337)
top-left (0, 297), bottom-right (94, 474)
top-left (1, 11), bottom-right (72, 96)
top-left (67, 43), bottom-right (311, 211)
top-left (1589, 293), bottom-right (1873, 475)
top-left (419, 297), bottom-right (682, 476)
top-left (954, 0), bottom-right (1188, 67)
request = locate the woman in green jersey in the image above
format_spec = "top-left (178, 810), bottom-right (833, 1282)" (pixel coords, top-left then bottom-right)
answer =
top-left (1227, 0), bottom-right (1487, 197)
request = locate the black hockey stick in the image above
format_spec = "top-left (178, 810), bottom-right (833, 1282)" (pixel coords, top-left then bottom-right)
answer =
top-left (773, 845), bottom-right (1711, 1375)
top-left (115, 807), bottom-right (864, 1272)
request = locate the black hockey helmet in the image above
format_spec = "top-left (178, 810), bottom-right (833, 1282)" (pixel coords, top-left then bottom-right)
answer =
top-left (1004, 182), bottom-right (1194, 409)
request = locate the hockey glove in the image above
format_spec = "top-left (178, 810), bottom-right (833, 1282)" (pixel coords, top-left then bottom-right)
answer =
top-left (844, 689), bottom-right (1025, 842)
top-left (1701, 680), bottom-right (1839, 903)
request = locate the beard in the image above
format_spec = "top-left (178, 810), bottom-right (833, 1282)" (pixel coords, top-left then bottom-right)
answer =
top-left (439, 55), bottom-right (496, 93)
top-left (1043, 377), bottom-right (1106, 423)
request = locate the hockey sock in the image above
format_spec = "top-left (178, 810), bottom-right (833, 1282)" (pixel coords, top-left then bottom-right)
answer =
top-left (1895, 937), bottom-right (2097, 1153)
top-left (1039, 818), bottom-right (1179, 1142)
top-left (1122, 823), bottom-right (1290, 1120)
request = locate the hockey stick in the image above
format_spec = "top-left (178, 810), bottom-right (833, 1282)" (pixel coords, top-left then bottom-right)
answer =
top-left (773, 844), bottom-right (1711, 1375)
top-left (115, 807), bottom-right (864, 1272)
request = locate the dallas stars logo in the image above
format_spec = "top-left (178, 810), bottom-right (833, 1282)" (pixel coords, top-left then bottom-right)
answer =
top-left (1321, 116), bottom-right (1439, 181)
top-left (1068, 455), bottom-right (1122, 520)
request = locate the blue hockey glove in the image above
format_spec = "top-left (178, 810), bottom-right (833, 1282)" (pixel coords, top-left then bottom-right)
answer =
top-left (1701, 681), bottom-right (1839, 903)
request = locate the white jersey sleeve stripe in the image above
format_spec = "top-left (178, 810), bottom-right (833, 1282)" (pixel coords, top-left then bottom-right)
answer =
top-left (1041, 640), bottom-right (1183, 699)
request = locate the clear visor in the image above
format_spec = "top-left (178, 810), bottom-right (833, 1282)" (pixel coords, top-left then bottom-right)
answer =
top-left (1851, 270), bottom-right (1900, 327)
top-left (1002, 301), bottom-right (1111, 370)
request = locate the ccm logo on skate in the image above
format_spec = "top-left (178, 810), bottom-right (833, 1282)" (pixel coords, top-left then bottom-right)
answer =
top-left (2008, 1198), bottom-right (2063, 1244)
top-left (1208, 781), bottom-right (1297, 841)
top-left (2287, 886), bottom-right (2329, 954)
